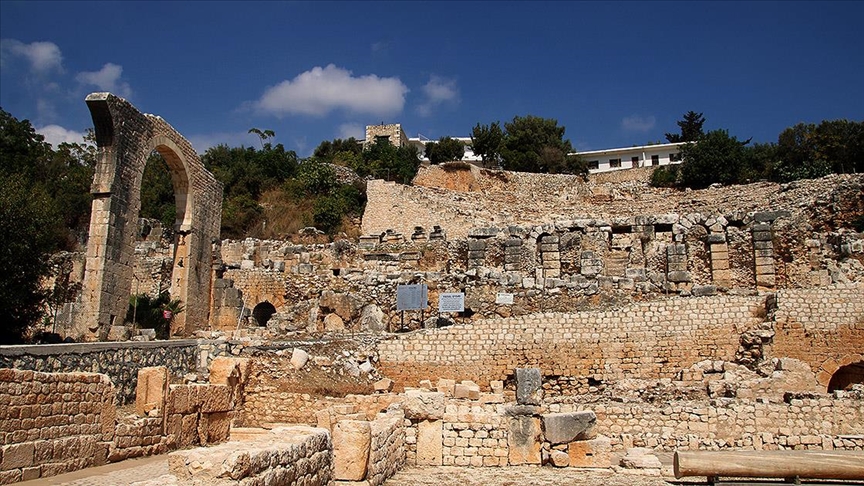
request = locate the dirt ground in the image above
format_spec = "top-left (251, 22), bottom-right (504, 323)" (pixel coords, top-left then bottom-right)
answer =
top-left (383, 466), bottom-right (684, 486)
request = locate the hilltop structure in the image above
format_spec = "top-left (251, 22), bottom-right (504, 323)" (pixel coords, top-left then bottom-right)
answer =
top-left (364, 123), bottom-right (685, 173)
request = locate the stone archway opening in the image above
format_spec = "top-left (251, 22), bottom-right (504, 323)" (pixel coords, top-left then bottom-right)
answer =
top-left (252, 302), bottom-right (277, 326)
top-left (827, 362), bottom-right (864, 392)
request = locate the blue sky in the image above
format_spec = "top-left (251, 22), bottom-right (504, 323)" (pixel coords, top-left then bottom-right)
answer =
top-left (1, 1), bottom-right (862, 156)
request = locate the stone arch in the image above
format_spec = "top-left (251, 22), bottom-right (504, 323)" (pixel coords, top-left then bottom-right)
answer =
top-left (816, 353), bottom-right (863, 390)
top-left (76, 92), bottom-right (222, 340)
top-left (828, 362), bottom-right (864, 392)
top-left (252, 302), bottom-right (277, 327)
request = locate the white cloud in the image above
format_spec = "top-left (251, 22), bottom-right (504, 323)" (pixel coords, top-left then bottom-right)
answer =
top-left (37, 124), bottom-right (85, 148)
top-left (371, 41), bottom-right (388, 53)
top-left (76, 63), bottom-right (132, 98)
top-left (0, 39), bottom-right (63, 73)
top-left (621, 114), bottom-right (656, 132)
top-left (338, 123), bottom-right (365, 140)
top-left (255, 64), bottom-right (408, 117)
top-left (416, 75), bottom-right (459, 117)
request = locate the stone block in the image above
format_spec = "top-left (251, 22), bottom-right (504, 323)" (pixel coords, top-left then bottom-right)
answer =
top-left (508, 416), bottom-right (541, 465)
top-left (541, 411), bottom-right (597, 445)
top-left (467, 240), bottom-right (487, 251)
top-left (490, 380), bottom-right (504, 394)
top-left (199, 385), bottom-right (231, 413)
top-left (290, 348), bottom-right (309, 369)
top-left (436, 379), bottom-right (455, 396)
top-left (416, 419), bottom-right (443, 466)
top-left (454, 383), bottom-right (481, 400)
top-left (333, 420), bottom-right (371, 481)
top-left (401, 391), bottom-right (444, 420)
top-left (204, 412), bottom-right (230, 444)
top-left (705, 233), bottom-right (726, 244)
top-left (691, 285), bottom-right (717, 297)
top-left (567, 435), bottom-right (612, 468)
top-left (373, 378), bottom-right (393, 392)
top-left (107, 325), bottom-right (131, 341)
top-left (1, 442), bottom-right (35, 469)
top-left (550, 450), bottom-right (570, 467)
top-left (515, 368), bottom-right (542, 405)
top-left (324, 313), bottom-right (346, 332)
top-left (620, 447), bottom-right (662, 470)
top-left (167, 385), bottom-right (195, 415)
top-left (135, 366), bottom-right (168, 417)
top-left (208, 357), bottom-right (247, 387)
top-left (667, 271), bottom-right (692, 283)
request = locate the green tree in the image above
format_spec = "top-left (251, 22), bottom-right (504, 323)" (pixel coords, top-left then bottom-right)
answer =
top-left (357, 138), bottom-right (421, 182)
top-left (665, 111), bottom-right (706, 143)
top-left (499, 115), bottom-right (584, 174)
top-left (140, 152), bottom-right (176, 231)
top-left (425, 136), bottom-right (465, 164)
top-left (313, 137), bottom-right (363, 163)
top-left (470, 122), bottom-right (504, 167)
top-left (0, 174), bottom-right (58, 342)
top-left (679, 129), bottom-right (749, 188)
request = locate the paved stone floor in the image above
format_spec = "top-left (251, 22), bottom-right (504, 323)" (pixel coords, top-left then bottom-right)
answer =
top-left (18, 455), bottom-right (175, 486)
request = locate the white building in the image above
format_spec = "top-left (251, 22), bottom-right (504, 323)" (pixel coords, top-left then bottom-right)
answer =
top-left (577, 142), bottom-right (685, 174)
top-left (365, 124), bottom-right (685, 173)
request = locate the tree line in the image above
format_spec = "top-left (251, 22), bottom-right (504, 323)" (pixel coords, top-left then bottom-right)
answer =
top-left (653, 111), bottom-right (864, 189)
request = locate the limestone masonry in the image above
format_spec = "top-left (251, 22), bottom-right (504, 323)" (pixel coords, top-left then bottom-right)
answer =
top-left (4, 96), bottom-right (864, 484)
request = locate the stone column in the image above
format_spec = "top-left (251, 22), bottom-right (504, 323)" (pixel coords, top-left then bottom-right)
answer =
top-left (539, 235), bottom-right (561, 279)
top-left (752, 223), bottom-right (775, 289)
top-left (706, 233), bottom-right (732, 287)
top-left (504, 238), bottom-right (522, 272)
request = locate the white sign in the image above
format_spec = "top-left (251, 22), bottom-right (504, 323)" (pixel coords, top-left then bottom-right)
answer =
top-left (397, 284), bottom-right (428, 311)
top-left (438, 292), bottom-right (465, 313)
top-left (495, 292), bottom-right (514, 305)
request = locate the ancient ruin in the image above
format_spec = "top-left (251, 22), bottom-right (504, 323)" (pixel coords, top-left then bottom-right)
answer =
top-left (1, 95), bottom-right (863, 484)
top-left (74, 93), bottom-right (222, 340)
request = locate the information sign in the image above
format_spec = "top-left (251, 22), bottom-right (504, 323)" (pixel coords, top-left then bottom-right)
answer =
top-left (495, 292), bottom-right (514, 305)
top-left (397, 284), bottom-right (428, 311)
top-left (438, 292), bottom-right (465, 313)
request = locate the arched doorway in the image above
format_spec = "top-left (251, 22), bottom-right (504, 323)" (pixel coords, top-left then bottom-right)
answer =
top-left (828, 362), bottom-right (864, 392)
top-left (252, 302), bottom-right (277, 326)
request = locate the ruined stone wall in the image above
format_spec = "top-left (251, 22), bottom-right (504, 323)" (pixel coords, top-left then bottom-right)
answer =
top-left (366, 411), bottom-right (407, 486)
top-left (557, 396), bottom-right (864, 453)
top-left (377, 295), bottom-right (768, 389)
top-left (771, 283), bottom-right (864, 387)
top-left (363, 166), bottom-right (863, 243)
top-left (242, 390), bottom-right (397, 427)
top-left (0, 369), bottom-right (115, 483)
top-left (167, 426), bottom-right (332, 485)
top-left (0, 340), bottom-right (228, 404)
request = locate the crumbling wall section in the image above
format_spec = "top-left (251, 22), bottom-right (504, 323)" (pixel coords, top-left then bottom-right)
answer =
top-left (0, 340), bottom-right (227, 404)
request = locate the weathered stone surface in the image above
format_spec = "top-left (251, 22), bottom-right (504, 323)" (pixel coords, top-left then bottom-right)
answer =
top-left (515, 368), bottom-right (542, 405)
top-left (359, 304), bottom-right (386, 332)
top-left (290, 348), bottom-right (309, 369)
top-left (508, 415), bottom-right (542, 465)
top-left (401, 391), bottom-right (445, 420)
top-left (620, 447), bottom-right (662, 469)
top-left (541, 411), bottom-right (597, 445)
top-left (324, 313), bottom-right (346, 332)
top-left (374, 377), bottom-right (394, 392)
top-left (550, 450), bottom-right (570, 467)
top-left (333, 420), bottom-right (371, 481)
top-left (416, 419), bottom-right (443, 466)
top-left (135, 366), bottom-right (168, 416)
top-left (567, 435), bottom-right (612, 468)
